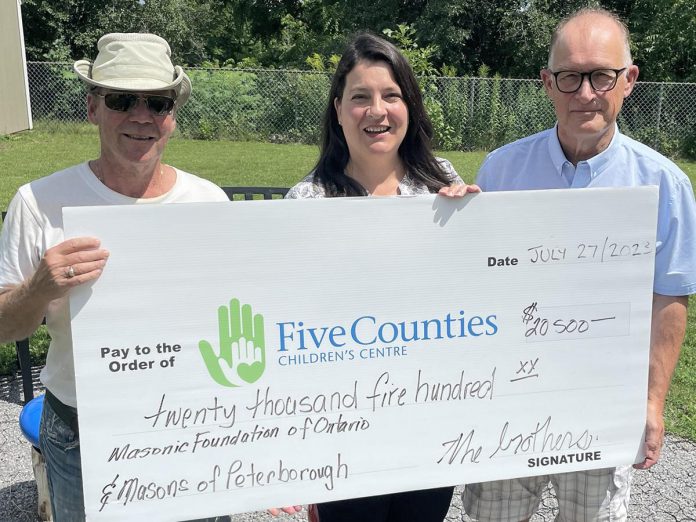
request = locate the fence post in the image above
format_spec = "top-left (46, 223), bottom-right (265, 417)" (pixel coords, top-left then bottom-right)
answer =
top-left (292, 73), bottom-right (300, 134)
top-left (469, 79), bottom-right (475, 128)
top-left (654, 83), bottom-right (664, 150)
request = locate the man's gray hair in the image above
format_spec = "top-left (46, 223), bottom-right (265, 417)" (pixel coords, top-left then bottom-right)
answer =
top-left (547, 7), bottom-right (632, 68)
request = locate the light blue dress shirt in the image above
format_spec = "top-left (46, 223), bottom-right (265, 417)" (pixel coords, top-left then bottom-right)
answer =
top-left (476, 125), bottom-right (696, 296)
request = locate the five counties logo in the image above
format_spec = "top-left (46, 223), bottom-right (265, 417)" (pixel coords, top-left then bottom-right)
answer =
top-left (199, 298), bottom-right (266, 387)
top-left (195, 300), bottom-right (603, 475)
top-left (200, 298), bottom-right (499, 387)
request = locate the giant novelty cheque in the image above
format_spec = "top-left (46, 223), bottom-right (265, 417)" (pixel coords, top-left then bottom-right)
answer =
top-left (65, 187), bottom-right (657, 521)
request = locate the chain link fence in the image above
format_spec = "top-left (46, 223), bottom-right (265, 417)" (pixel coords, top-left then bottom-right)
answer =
top-left (26, 62), bottom-right (696, 158)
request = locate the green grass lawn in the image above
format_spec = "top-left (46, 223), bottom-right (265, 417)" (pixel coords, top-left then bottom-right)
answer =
top-left (666, 299), bottom-right (696, 438)
top-left (1, 127), bottom-right (695, 441)
top-left (0, 125), bottom-right (484, 209)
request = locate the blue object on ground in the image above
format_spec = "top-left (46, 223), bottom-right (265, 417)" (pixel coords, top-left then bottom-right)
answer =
top-left (19, 394), bottom-right (44, 448)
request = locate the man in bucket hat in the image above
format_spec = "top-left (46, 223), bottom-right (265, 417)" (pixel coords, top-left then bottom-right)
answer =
top-left (0, 33), bottom-right (229, 521)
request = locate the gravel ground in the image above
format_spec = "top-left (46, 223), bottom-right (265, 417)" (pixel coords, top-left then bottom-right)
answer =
top-left (1, 371), bottom-right (694, 522)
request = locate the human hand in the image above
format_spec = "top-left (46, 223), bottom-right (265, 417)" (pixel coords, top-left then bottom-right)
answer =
top-left (633, 402), bottom-right (664, 470)
top-left (199, 298), bottom-right (266, 387)
top-left (267, 506), bottom-right (303, 516)
top-left (438, 183), bottom-right (481, 198)
top-left (27, 237), bottom-right (108, 301)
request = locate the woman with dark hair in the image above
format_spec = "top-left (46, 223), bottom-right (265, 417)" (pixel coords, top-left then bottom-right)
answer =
top-left (285, 32), bottom-right (478, 200)
top-left (280, 32), bottom-right (478, 522)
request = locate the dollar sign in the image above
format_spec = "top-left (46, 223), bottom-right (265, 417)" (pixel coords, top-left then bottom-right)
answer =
top-left (522, 302), bottom-right (538, 324)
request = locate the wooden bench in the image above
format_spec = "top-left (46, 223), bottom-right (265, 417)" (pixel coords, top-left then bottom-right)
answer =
top-left (3, 186), bottom-right (290, 403)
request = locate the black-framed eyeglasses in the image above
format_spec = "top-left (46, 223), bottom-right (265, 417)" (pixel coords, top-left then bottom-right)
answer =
top-left (94, 92), bottom-right (176, 115)
top-left (549, 68), bottom-right (627, 93)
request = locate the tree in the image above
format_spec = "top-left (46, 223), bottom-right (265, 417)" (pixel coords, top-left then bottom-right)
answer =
top-left (126, 0), bottom-right (220, 64)
top-left (19, 0), bottom-right (696, 82)
top-left (413, 0), bottom-right (558, 77)
top-left (630, 0), bottom-right (696, 82)
top-left (21, 0), bottom-right (223, 64)
top-left (21, 0), bottom-right (117, 61)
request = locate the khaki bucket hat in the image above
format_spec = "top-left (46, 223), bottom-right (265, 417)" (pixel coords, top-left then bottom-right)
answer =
top-left (74, 33), bottom-right (191, 106)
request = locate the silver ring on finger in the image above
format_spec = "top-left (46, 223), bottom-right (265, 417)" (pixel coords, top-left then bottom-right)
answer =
top-left (66, 266), bottom-right (75, 279)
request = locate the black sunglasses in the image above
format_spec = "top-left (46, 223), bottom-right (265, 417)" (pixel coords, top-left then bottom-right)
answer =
top-left (94, 92), bottom-right (176, 115)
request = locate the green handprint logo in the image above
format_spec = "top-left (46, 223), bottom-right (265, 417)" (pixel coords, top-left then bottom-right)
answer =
top-left (199, 298), bottom-right (266, 387)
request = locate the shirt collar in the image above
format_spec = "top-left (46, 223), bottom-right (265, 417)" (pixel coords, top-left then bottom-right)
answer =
top-left (548, 123), bottom-right (622, 180)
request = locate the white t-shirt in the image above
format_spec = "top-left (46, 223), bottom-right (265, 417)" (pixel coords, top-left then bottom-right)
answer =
top-left (0, 162), bottom-right (229, 406)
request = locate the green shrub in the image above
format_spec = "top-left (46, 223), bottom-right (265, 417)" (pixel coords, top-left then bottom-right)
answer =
top-left (439, 77), bottom-right (470, 150)
top-left (255, 71), bottom-right (329, 144)
top-left (421, 79), bottom-right (459, 151)
top-left (178, 69), bottom-right (264, 141)
top-left (511, 83), bottom-right (555, 138)
top-left (176, 68), bottom-right (330, 144)
top-left (682, 132), bottom-right (696, 160)
top-left (0, 326), bottom-right (50, 377)
top-left (0, 343), bottom-right (18, 375)
top-left (30, 327), bottom-right (51, 366)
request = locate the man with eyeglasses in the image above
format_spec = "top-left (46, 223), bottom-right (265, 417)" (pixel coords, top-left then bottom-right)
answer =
top-left (0, 33), bottom-right (229, 521)
top-left (462, 7), bottom-right (696, 522)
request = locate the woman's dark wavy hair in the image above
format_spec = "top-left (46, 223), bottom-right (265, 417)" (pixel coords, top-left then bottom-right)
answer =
top-left (312, 32), bottom-right (452, 197)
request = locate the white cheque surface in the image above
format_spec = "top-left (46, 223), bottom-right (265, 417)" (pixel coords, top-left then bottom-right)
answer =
top-left (65, 187), bottom-right (657, 521)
